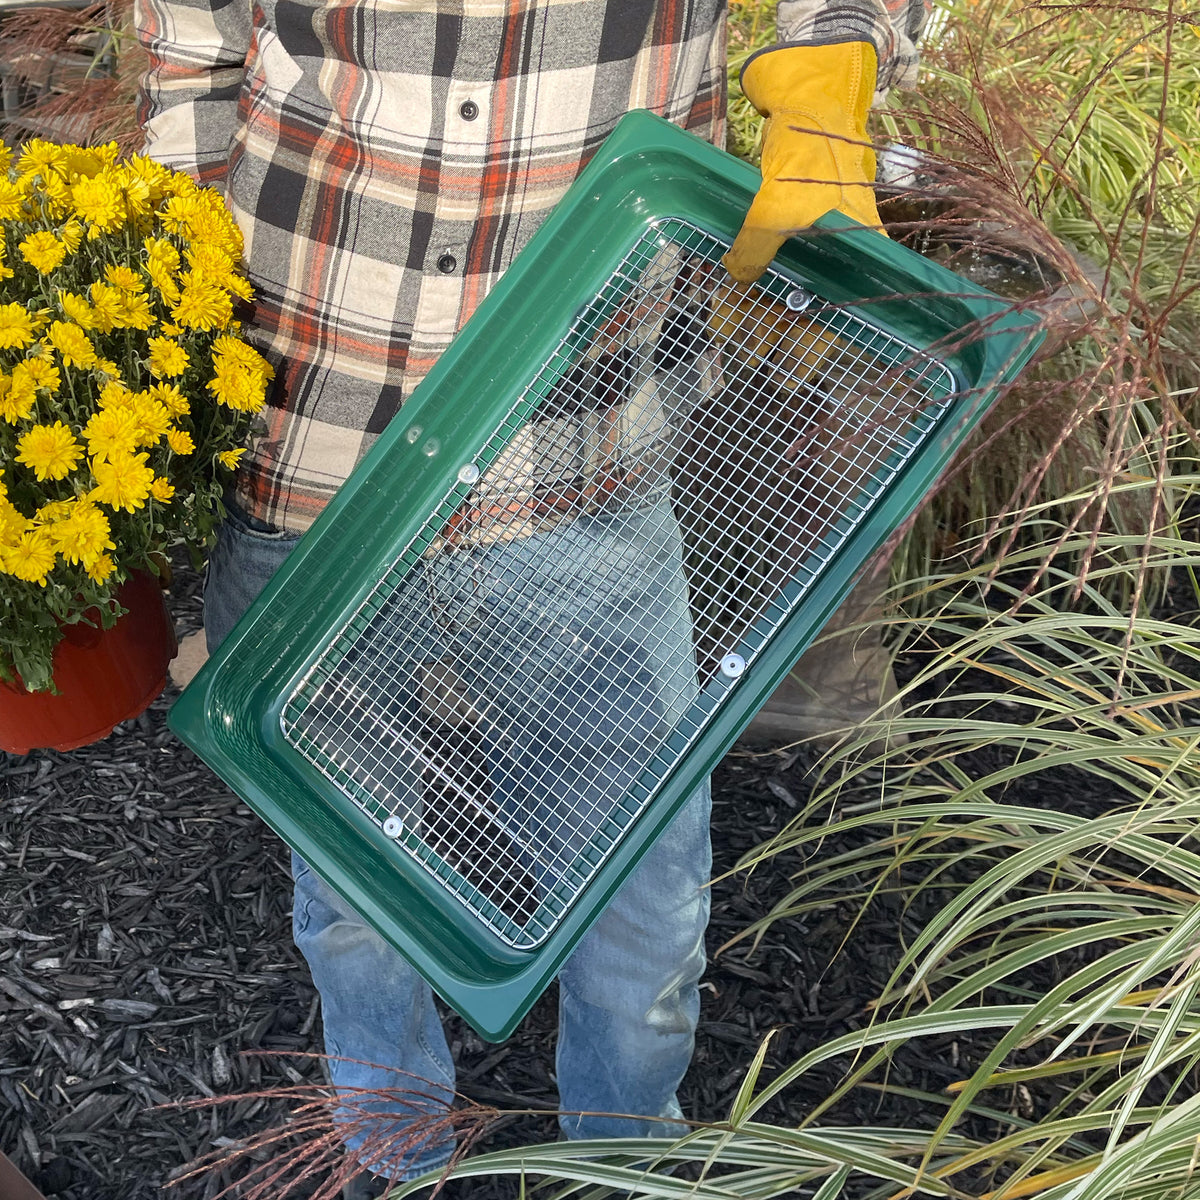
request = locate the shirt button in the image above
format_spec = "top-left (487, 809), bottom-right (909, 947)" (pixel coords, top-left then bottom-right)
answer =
top-left (437, 253), bottom-right (457, 274)
top-left (459, 100), bottom-right (479, 121)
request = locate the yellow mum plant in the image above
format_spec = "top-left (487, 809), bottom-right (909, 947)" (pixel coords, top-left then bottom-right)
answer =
top-left (0, 138), bottom-right (272, 693)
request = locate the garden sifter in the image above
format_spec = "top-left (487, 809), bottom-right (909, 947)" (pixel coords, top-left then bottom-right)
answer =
top-left (169, 110), bottom-right (1043, 1041)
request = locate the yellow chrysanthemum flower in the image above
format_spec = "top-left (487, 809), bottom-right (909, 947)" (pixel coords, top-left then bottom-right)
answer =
top-left (0, 303), bottom-right (37, 350)
top-left (21, 356), bottom-right (60, 396)
top-left (36, 172), bottom-right (73, 220)
top-left (57, 291), bottom-right (96, 330)
top-left (61, 144), bottom-right (113, 182)
top-left (158, 193), bottom-right (201, 237)
top-left (145, 259), bottom-right (182, 307)
top-left (163, 165), bottom-right (199, 195)
top-left (185, 242), bottom-right (236, 283)
top-left (90, 450), bottom-right (155, 512)
top-left (144, 235), bottom-right (181, 274)
top-left (17, 139), bottom-right (67, 180)
top-left (226, 273), bottom-right (254, 302)
top-left (59, 219), bottom-right (84, 254)
top-left (148, 336), bottom-right (189, 379)
top-left (123, 155), bottom-right (174, 206)
top-left (173, 279), bottom-right (234, 331)
top-left (46, 320), bottom-right (98, 369)
top-left (218, 447), bottom-right (246, 470)
top-left (36, 499), bottom-right (75, 523)
top-left (167, 192), bottom-right (244, 256)
top-left (87, 282), bottom-right (123, 333)
top-left (149, 382), bottom-right (189, 418)
top-left (211, 334), bottom-right (274, 377)
top-left (130, 394), bottom-right (171, 447)
top-left (82, 406), bottom-right (140, 461)
top-left (84, 553), bottom-right (115, 584)
top-left (94, 359), bottom-right (125, 384)
top-left (208, 361), bottom-right (268, 412)
top-left (19, 231), bottom-right (68, 274)
top-left (116, 169), bottom-right (153, 222)
top-left (105, 265), bottom-right (145, 293)
top-left (71, 173), bottom-right (125, 236)
top-left (165, 427), bottom-right (195, 455)
top-left (2, 528), bottom-right (57, 586)
top-left (98, 380), bottom-right (134, 409)
top-left (194, 192), bottom-right (245, 257)
top-left (207, 339), bottom-right (273, 413)
top-left (11, 362), bottom-right (55, 410)
top-left (115, 293), bottom-right (155, 331)
top-left (149, 477), bottom-right (175, 503)
top-left (0, 497), bottom-right (30, 545)
top-left (0, 179), bottom-right (25, 222)
top-left (0, 373), bottom-right (36, 425)
top-left (16, 421), bottom-right (85, 482)
top-left (184, 241), bottom-right (252, 300)
top-left (48, 500), bottom-right (115, 567)
top-left (7, 371), bottom-right (37, 418)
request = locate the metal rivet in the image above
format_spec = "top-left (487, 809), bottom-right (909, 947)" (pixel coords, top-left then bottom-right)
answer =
top-left (457, 462), bottom-right (481, 485)
top-left (719, 653), bottom-right (746, 679)
top-left (785, 288), bottom-right (813, 312)
top-left (383, 816), bottom-right (404, 839)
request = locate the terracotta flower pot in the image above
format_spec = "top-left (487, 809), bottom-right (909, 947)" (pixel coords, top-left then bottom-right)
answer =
top-left (1, 572), bottom-right (179, 756)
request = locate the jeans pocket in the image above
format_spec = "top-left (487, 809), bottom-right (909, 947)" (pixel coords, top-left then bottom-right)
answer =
top-left (222, 496), bottom-right (298, 542)
top-left (203, 503), bottom-right (302, 650)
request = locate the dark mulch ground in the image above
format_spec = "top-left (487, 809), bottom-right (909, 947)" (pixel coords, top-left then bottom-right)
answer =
top-left (1, 555), bottom-right (1165, 1200)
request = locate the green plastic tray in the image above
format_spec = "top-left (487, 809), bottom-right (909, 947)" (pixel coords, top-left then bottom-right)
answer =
top-left (169, 110), bottom-right (1043, 1041)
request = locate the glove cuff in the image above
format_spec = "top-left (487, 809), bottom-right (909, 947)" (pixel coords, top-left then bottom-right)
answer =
top-left (741, 41), bottom-right (878, 133)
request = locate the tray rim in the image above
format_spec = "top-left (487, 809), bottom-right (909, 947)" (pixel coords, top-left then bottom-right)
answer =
top-left (169, 108), bottom-right (1045, 1041)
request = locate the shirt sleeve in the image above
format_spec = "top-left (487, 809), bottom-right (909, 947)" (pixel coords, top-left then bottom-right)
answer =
top-left (133, 0), bottom-right (251, 188)
top-left (773, 0), bottom-right (929, 95)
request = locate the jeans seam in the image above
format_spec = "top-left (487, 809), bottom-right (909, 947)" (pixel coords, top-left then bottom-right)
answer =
top-left (294, 897), bottom-right (313, 937)
top-left (414, 989), bottom-right (452, 1082)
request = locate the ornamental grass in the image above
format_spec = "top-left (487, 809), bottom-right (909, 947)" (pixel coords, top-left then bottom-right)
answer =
top-left (0, 139), bottom-right (272, 692)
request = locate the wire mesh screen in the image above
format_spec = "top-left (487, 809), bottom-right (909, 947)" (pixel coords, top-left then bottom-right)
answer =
top-left (280, 218), bottom-right (956, 949)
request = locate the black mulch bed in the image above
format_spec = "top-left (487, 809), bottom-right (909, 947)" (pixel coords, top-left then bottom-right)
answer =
top-left (2, 557), bottom-right (1173, 1200)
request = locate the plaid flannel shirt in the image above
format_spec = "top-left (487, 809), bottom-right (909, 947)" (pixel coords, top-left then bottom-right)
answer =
top-left (135, 0), bottom-right (926, 533)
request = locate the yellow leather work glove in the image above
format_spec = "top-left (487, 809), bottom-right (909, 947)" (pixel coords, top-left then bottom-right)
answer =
top-left (723, 41), bottom-right (883, 285)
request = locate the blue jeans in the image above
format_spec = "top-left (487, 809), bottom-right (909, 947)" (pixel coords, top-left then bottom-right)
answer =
top-left (203, 498), bottom-right (712, 1181)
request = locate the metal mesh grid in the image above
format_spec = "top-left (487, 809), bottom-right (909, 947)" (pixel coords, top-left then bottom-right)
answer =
top-left (280, 219), bottom-right (956, 949)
